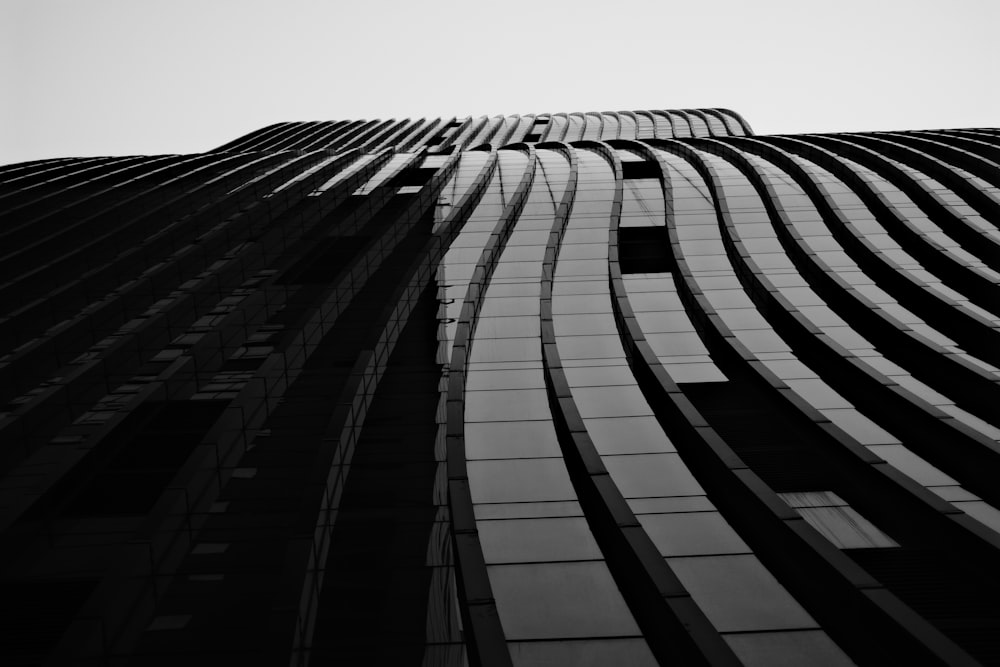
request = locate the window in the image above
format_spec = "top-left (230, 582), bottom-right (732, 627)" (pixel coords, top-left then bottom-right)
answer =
top-left (778, 491), bottom-right (898, 549)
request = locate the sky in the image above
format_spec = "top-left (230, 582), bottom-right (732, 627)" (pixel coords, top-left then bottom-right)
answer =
top-left (2, 0), bottom-right (998, 166)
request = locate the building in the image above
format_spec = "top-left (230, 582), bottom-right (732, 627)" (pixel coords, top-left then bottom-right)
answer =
top-left (1, 109), bottom-right (1000, 666)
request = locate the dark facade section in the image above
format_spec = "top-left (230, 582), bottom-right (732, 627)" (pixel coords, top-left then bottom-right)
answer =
top-left (2, 113), bottom-right (1000, 666)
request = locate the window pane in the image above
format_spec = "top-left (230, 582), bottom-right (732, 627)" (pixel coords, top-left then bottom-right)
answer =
top-left (571, 386), bottom-right (654, 418)
top-left (509, 639), bottom-right (657, 667)
top-left (468, 459), bottom-right (576, 503)
top-left (489, 561), bottom-right (640, 638)
top-left (637, 512), bottom-right (750, 556)
top-left (604, 453), bottom-right (702, 497)
top-left (465, 389), bottom-right (549, 422)
top-left (584, 416), bottom-right (674, 455)
top-left (724, 630), bottom-right (855, 667)
top-left (479, 517), bottom-right (602, 563)
top-left (465, 421), bottom-right (561, 459)
top-left (669, 555), bottom-right (816, 632)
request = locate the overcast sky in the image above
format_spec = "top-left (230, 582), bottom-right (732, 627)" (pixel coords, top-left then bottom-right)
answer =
top-left (2, 0), bottom-right (998, 166)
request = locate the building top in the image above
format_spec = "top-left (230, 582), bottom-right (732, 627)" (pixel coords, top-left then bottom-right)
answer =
top-left (210, 108), bottom-right (754, 154)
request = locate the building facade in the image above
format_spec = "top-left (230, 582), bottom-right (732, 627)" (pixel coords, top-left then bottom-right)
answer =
top-left (1, 110), bottom-right (1000, 666)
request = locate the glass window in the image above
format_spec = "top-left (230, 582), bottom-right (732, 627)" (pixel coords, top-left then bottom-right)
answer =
top-left (466, 368), bottom-right (545, 391)
top-left (822, 409), bottom-right (898, 445)
top-left (553, 314), bottom-right (620, 336)
top-left (489, 561), bottom-right (640, 639)
top-left (475, 316), bottom-right (540, 339)
top-left (497, 245), bottom-right (547, 261)
top-left (556, 335), bottom-right (626, 360)
top-left (776, 287), bottom-right (826, 307)
top-left (508, 639), bottom-right (657, 667)
top-left (465, 421), bottom-right (561, 459)
top-left (553, 280), bottom-right (609, 296)
top-left (628, 495), bottom-right (715, 515)
top-left (635, 312), bottom-right (698, 333)
top-left (468, 360), bottom-right (542, 373)
top-left (928, 485), bottom-right (978, 502)
top-left (478, 517), bottom-right (603, 563)
top-left (953, 501), bottom-right (1000, 533)
top-left (669, 555), bottom-right (817, 632)
top-left (685, 256), bottom-right (733, 272)
top-left (562, 229), bottom-right (610, 244)
top-left (733, 330), bottom-right (789, 354)
top-left (646, 332), bottom-right (710, 357)
top-left (760, 360), bottom-right (817, 380)
top-left (467, 458), bottom-right (576, 503)
top-left (638, 512), bottom-right (749, 556)
top-left (483, 282), bottom-right (542, 297)
top-left (571, 386), bottom-right (654, 418)
top-left (555, 259), bottom-right (609, 276)
top-left (492, 262), bottom-right (544, 280)
top-left (468, 337), bottom-right (542, 364)
top-left (625, 292), bottom-right (679, 312)
top-left (562, 358), bottom-right (626, 368)
top-left (475, 501), bottom-right (583, 520)
top-left (553, 295), bottom-right (614, 314)
top-left (450, 231), bottom-right (493, 248)
top-left (465, 389), bottom-right (550, 422)
top-left (558, 244), bottom-right (610, 260)
top-left (866, 444), bottom-right (958, 486)
top-left (724, 630), bottom-right (855, 667)
top-left (664, 362), bottom-right (728, 383)
top-left (778, 491), bottom-right (898, 549)
top-left (584, 416), bottom-right (674, 454)
top-left (479, 297), bottom-right (541, 317)
top-left (506, 230), bottom-right (553, 246)
top-left (622, 274), bottom-right (675, 293)
top-left (603, 453), bottom-right (702, 498)
top-left (784, 380), bottom-right (852, 410)
top-left (562, 366), bottom-right (637, 387)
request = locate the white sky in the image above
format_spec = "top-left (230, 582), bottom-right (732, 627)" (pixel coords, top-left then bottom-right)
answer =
top-left (2, 0), bottom-right (998, 166)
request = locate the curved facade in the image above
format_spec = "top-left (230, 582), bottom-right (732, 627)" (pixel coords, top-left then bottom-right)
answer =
top-left (209, 108), bottom-right (754, 154)
top-left (1, 111), bottom-right (1000, 666)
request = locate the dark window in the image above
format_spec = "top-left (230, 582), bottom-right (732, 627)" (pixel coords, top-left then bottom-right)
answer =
top-left (619, 226), bottom-right (674, 273)
top-left (0, 579), bottom-right (98, 664)
top-left (27, 401), bottom-right (229, 517)
top-left (388, 167), bottom-right (436, 188)
top-left (622, 160), bottom-right (660, 180)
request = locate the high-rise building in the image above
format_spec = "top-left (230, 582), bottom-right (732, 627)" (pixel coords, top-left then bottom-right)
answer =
top-left (2, 109), bottom-right (1000, 666)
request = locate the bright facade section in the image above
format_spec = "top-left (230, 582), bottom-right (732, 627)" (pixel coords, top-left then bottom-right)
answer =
top-left (1, 110), bottom-right (1000, 666)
